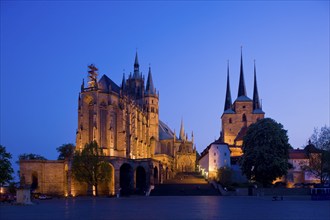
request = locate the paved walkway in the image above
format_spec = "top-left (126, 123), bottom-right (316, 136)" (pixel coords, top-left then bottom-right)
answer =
top-left (1, 196), bottom-right (329, 220)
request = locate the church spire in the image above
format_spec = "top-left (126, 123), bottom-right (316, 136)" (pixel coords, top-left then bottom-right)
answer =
top-left (146, 66), bottom-right (155, 95)
top-left (121, 72), bottom-right (126, 91)
top-left (133, 51), bottom-right (140, 78)
top-left (224, 61), bottom-right (232, 111)
top-left (179, 118), bottom-right (185, 141)
top-left (253, 60), bottom-right (261, 110)
top-left (237, 47), bottom-right (247, 97)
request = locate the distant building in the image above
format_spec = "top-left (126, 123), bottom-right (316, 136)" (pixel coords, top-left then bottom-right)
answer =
top-left (20, 52), bottom-right (196, 196)
top-left (198, 50), bottom-right (264, 180)
top-left (198, 139), bottom-right (231, 179)
top-left (220, 50), bottom-right (265, 157)
top-left (286, 142), bottom-right (321, 187)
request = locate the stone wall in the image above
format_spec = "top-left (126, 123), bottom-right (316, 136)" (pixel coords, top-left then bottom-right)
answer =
top-left (20, 160), bottom-right (67, 195)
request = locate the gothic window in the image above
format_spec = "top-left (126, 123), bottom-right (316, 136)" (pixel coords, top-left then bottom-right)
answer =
top-left (151, 107), bottom-right (155, 112)
top-left (242, 114), bottom-right (247, 122)
top-left (229, 118), bottom-right (232, 124)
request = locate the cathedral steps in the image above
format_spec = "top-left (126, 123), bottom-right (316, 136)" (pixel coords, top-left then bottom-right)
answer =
top-left (150, 172), bottom-right (220, 196)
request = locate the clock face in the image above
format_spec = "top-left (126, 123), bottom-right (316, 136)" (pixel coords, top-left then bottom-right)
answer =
top-left (84, 95), bottom-right (93, 104)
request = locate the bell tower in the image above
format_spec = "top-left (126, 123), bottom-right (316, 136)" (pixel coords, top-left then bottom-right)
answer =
top-left (144, 66), bottom-right (159, 157)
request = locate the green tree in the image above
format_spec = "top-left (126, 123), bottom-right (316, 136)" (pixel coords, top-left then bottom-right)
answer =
top-left (0, 145), bottom-right (14, 186)
top-left (240, 118), bottom-right (292, 187)
top-left (57, 143), bottom-right (75, 160)
top-left (18, 153), bottom-right (47, 161)
top-left (217, 167), bottom-right (233, 186)
top-left (302, 126), bottom-right (330, 184)
top-left (71, 141), bottom-right (111, 196)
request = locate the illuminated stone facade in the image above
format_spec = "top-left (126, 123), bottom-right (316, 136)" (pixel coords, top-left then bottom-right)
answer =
top-left (76, 53), bottom-right (196, 173)
top-left (19, 160), bottom-right (69, 195)
top-left (220, 52), bottom-right (265, 157)
top-left (19, 53), bottom-right (196, 196)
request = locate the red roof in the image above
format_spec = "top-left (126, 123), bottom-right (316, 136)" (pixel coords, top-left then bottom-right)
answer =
top-left (289, 149), bottom-right (308, 159)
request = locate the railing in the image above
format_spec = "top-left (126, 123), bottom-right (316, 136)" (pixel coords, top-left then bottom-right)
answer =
top-left (311, 188), bottom-right (330, 200)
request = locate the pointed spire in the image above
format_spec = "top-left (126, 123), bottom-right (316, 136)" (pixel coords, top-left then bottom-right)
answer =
top-left (81, 78), bottom-right (85, 92)
top-left (253, 60), bottom-right (261, 110)
top-left (179, 118), bottom-right (185, 141)
top-left (146, 66), bottom-right (155, 95)
top-left (121, 72), bottom-right (126, 91)
top-left (224, 61), bottom-right (232, 111)
top-left (134, 51), bottom-right (139, 78)
top-left (237, 47), bottom-right (247, 97)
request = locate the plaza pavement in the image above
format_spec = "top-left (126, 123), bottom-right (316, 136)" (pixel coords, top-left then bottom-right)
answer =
top-left (1, 196), bottom-right (329, 220)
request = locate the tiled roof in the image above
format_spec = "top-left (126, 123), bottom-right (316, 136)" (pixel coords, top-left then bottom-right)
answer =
top-left (235, 95), bottom-right (252, 102)
top-left (253, 109), bottom-right (265, 114)
top-left (98, 74), bottom-right (120, 94)
top-left (223, 109), bottom-right (235, 114)
top-left (159, 120), bottom-right (177, 140)
top-left (289, 149), bottom-right (308, 159)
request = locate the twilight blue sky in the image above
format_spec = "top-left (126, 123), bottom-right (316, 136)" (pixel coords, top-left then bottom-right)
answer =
top-left (1, 1), bottom-right (329, 172)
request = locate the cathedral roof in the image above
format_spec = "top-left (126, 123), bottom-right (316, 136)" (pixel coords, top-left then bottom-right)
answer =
top-left (223, 109), bottom-right (235, 114)
top-left (252, 109), bottom-right (265, 114)
top-left (159, 120), bottom-right (177, 140)
top-left (235, 95), bottom-right (252, 102)
top-left (98, 74), bottom-right (120, 94)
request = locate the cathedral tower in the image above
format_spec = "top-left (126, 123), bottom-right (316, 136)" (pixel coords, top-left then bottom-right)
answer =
top-left (144, 66), bottom-right (159, 157)
top-left (221, 50), bottom-right (265, 157)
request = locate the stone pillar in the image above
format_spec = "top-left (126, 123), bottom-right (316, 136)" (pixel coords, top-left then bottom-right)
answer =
top-left (114, 168), bottom-right (120, 196)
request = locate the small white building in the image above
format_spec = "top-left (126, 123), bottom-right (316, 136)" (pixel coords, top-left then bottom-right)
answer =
top-left (198, 139), bottom-right (231, 179)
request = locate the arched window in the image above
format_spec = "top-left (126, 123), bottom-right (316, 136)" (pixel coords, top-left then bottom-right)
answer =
top-left (242, 114), bottom-right (247, 122)
top-left (229, 118), bottom-right (232, 124)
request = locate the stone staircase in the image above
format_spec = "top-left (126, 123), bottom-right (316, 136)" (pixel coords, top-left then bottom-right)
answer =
top-left (150, 172), bottom-right (220, 196)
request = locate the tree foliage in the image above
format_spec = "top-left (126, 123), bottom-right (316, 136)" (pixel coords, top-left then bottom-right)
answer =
top-left (18, 153), bottom-right (47, 161)
top-left (71, 141), bottom-right (111, 196)
top-left (240, 118), bottom-right (292, 186)
top-left (302, 126), bottom-right (330, 184)
top-left (57, 143), bottom-right (75, 160)
top-left (0, 145), bottom-right (14, 186)
top-left (310, 126), bottom-right (330, 151)
top-left (217, 167), bottom-right (233, 186)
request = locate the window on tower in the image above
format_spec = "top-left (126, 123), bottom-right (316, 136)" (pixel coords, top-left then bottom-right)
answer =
top-left (242, 114), bottom-right (247, 122)
top-left (229, 118), bottom-right (232, 124)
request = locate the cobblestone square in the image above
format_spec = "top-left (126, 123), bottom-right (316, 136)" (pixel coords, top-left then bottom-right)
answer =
top-left (1, 196), bottom-right (329, 220)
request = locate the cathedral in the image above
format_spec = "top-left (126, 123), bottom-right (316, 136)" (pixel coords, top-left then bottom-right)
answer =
top-left (220, 51), bottom-right (265, 158)
top-left (76, 52), bottom-right (196, 171)
top-left (19, 52), bottom-right (196, 196)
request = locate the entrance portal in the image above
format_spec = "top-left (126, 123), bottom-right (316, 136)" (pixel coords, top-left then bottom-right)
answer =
top-left (120, 163), bottom-right (133, 195)
top-left (135, 166), bottom-right (146, 194)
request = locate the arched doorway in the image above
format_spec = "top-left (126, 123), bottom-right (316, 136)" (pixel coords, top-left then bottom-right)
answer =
top-left (154, 166), bottom-right (159, 184)
top-left (120, 163), bottom-right (133, 196)
top-left (98, 163), bottom-right (115, 196)
top-left (31, 172), bottom-right (38, 191)
top-left (135, 166), bottom-right (146, 194)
